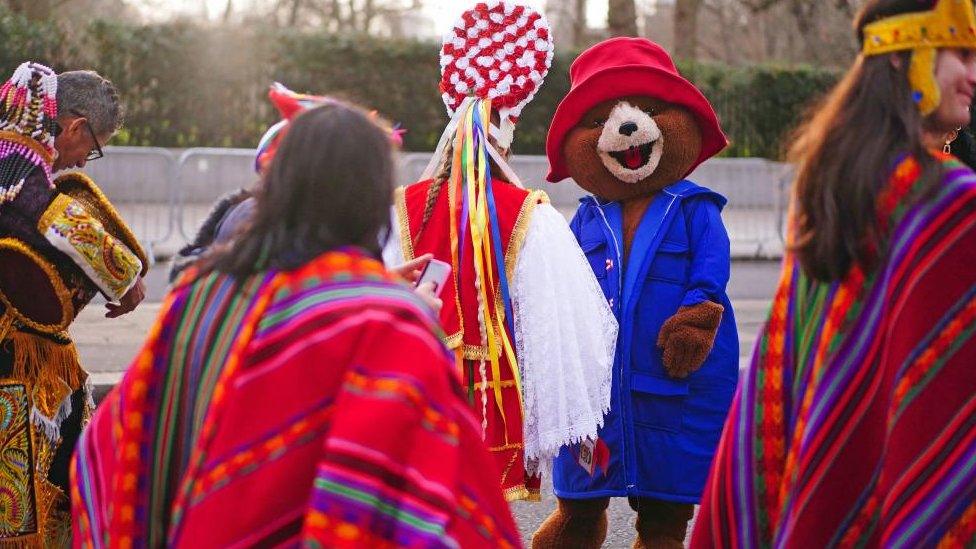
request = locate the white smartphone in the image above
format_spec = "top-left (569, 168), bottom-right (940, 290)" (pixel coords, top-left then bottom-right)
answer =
top-left (415, 258), bottom-right (452, 297)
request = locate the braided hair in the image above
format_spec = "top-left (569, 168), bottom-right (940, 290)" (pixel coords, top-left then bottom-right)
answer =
top-left (412, 125), bottom-right (513, 246)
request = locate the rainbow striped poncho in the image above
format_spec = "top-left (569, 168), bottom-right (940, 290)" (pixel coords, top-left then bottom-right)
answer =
top-left (693, 154), bottom-right (976, 548)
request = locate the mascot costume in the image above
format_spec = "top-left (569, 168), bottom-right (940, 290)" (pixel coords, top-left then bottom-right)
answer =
top-left (533, 37), bottom-right (739, 548)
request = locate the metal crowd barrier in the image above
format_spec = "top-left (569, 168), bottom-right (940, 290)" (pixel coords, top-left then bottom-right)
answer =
top-left (689, 158), bottom-right (792, 258)
top-left (81, 147), bottom-right (791, 260)
top-left (175, 148), bottom-right (259, 244)
top-left (78, 146), bottom-right (179, 263)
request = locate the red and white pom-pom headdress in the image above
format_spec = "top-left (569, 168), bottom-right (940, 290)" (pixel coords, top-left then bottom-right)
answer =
top-left (439, 0), bottom-right (553, 149)
top-left (419, 1), bottom-right (553, 184)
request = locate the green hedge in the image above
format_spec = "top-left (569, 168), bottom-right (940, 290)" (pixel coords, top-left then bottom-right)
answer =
top-left (1, 9), bottom-right (839, 158)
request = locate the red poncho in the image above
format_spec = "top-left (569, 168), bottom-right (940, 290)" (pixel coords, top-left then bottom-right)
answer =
top-left (70, 249), bottom-right (521, 548)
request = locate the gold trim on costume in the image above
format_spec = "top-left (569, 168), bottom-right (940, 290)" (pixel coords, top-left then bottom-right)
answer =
top-left (36, 194), bottom-right (73, 234)
top-left (394, 185), bottom-right (415, 263)
top-left (6, 331), bottom-right (85, 408)
top-left (489, 442), bottom-right (524, 452)
top-left (444, 331), bottom-right (464, 350)
top-left (0, 238), bottom-right (74, 334)
top-left (53, 172), bottom-right (149, 276)
top-left (500, 450), bottom-right (519, 484)
top-left (0, 310), bottom-right (14, 342)
top-left (462, 344), bottom-right (491, 361)
top-left (0, 130), bottom-right (54, 167)
top-left (395, 184), bottom-right (465, 348)
top-left (505, 190), bottom-right (549, 283)
top-left (38, 196), bottom-right (142, 301)
top-left (503, 485), bottom-right (532, 502)
top-left (474, 379), bottom-right (518, 390)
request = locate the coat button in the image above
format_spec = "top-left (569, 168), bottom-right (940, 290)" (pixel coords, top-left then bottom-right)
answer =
top-left (606, 259), bottom-right (614, 271)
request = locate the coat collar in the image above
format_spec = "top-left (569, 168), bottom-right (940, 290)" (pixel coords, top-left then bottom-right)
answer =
top-left (580, 180), bottom-right (722, 310)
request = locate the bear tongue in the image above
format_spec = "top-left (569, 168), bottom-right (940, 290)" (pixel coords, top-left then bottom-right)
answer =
top-left (624, 146), bottom-right (643, 169)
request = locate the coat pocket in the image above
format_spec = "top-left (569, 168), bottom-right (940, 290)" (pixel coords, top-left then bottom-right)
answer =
top-left (631, 373), bottom-right (688, 433)
top-left (647, 239), bottom-right (689, 284)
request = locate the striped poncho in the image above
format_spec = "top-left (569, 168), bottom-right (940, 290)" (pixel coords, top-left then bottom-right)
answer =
top-left (692, 154), bottom-right (976, 548)
top-left (70, 249), bottom-right (521, 548)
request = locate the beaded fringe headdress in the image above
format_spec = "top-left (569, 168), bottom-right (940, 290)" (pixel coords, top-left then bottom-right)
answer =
top-left (0, 61), bottom-right (58, 207)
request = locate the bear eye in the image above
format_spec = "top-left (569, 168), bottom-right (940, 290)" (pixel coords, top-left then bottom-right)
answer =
top-left (592, 118), bottom-right (606, 127)
top-left (642, 107), bottom-right (655, 116)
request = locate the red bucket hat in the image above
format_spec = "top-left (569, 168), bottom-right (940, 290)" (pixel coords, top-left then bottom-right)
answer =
top-left (546, 37), bottom-right (727, 183)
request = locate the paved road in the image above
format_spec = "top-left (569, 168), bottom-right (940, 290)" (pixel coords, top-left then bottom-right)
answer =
top-left (73, 259), bottom-right (783, 547)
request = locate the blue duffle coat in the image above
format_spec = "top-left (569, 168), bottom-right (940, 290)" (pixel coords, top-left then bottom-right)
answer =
top-left (552, 180), bottom-right (739, 503)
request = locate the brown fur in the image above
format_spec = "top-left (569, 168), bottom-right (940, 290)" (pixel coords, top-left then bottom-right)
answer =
top-left (538, 90), bottom-right (717, 545)
top-left (563, 94), bottom-right (718, 375)
top-left (657, 301), bottom-right (724, 378)
top-left (629, 498), bottom-right (694, 549)
top-left (562, 95), bottom-right (702, 222)
top-left (531, 497), bottom-right (610, 549)
top-left (621, 196), bottom-right (652, 257)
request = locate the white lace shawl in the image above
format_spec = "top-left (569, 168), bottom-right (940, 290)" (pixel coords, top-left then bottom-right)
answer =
top-left (383, 203), bottom-right (617, 475)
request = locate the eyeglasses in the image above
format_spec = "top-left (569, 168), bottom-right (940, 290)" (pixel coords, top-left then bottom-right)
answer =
top-left (71, 110), bottom-right (104, 161)
top-left (53, 110), bottom-right (104, 161)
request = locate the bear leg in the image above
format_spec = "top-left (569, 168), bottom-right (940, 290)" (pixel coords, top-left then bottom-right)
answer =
top-left (628, 497), bottom-right (694, 549)
top-left (531, 497), bottom-right (610, 549)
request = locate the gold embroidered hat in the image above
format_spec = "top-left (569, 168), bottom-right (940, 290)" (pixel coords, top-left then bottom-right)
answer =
top-left (862, 0), bottom-right (976, 115)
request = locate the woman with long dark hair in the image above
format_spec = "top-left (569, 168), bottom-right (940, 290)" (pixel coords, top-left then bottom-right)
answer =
top-left (70, 103), bottom-right (521, 547)
top-left (692, 0), bottom-right (976, 546)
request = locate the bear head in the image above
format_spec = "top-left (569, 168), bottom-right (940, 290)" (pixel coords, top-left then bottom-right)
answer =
top-left (546, 38), bottom-right (726, 202)
top-left (563, 95), bottom-right (703, 202)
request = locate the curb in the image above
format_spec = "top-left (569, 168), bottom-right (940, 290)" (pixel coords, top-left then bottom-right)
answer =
top-left (89, 372), bottom-right (123, 405)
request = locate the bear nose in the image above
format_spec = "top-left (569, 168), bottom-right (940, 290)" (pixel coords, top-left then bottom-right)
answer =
top-left (619, 122), bottom-right (638, 136)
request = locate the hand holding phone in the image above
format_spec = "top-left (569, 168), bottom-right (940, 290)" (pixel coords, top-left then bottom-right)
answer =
top-left (414, 258), bottom-right (452, 297)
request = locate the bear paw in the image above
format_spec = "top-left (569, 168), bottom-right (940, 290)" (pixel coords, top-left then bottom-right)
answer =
top-left (656, 301), bottom-right (724, 379)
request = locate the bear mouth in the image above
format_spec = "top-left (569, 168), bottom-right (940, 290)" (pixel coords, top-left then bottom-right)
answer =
top-left (607, 141), bottom-right (654, 171)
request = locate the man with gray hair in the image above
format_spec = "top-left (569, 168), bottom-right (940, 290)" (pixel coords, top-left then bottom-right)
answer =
top-left (0, 62), bottom-right (146, 545)
top-left (53, 70), bottom-right (125, 172)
